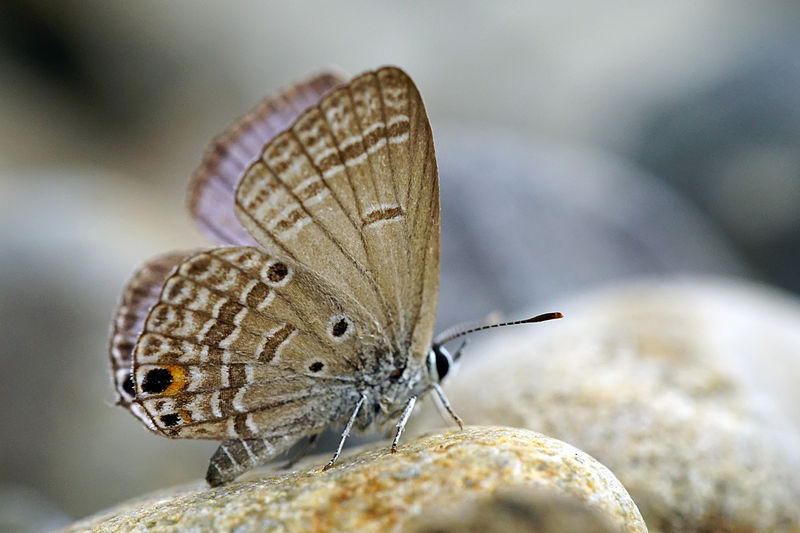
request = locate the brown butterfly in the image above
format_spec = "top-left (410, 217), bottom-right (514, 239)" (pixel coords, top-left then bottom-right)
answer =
top-left (109, 66), bottom-right (562, 486)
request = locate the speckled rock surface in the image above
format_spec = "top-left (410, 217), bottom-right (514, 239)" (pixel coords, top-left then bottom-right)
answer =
top-left (62, 427), bottom-right (646, 533)
top-left (411, 278), bottom-right (800, 532)
top-left (408, 487), bottom-right (623, 533)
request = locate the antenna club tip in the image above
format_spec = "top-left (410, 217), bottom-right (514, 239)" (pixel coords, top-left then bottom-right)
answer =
top-left (527, 311), bottom-right (564, 323)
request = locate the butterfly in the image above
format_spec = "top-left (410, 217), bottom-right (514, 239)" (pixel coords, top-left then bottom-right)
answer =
top-left (110, 66), bottom-right (562, 486)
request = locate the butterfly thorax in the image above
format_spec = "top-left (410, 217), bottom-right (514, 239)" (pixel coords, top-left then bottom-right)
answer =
top-left (352, 343), bottom-right (433, 431)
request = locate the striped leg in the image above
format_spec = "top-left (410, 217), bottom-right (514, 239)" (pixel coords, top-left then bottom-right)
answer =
top-left (322, 393), bottom-right (367, 471)
top-left (390, 396), bottom-right (417, 453)
top-left (432, 382), bottom-right (463, 429)
top-left (206, 435), bottom-right (300, 487)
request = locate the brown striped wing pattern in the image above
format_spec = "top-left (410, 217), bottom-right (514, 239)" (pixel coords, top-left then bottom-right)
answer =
top-left (112, 66), bottom-right (441, 486)
top-left (235, 66), bottom-right (440, 361)
top-left (188, 70), bottom-right (347, 246)
top-left (110, 251), bottom-right (195, 430)
top-left (130, 247), bottom-right (383, 440)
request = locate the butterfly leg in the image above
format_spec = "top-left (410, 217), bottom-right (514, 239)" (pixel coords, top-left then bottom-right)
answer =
top-left (390, 396), bottom-right (418, 453)
top-left (432, 382), bottom-right (463, 429)
top-left (280, 433), bottom-right (320, 470)
top-left (206, 435), bottom-right (299, 487)
top-left (323, 392), bottom-right (367, 471)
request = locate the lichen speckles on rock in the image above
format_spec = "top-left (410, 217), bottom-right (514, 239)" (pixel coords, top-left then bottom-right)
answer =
top-left (62, 427), bottom-right (647, 532)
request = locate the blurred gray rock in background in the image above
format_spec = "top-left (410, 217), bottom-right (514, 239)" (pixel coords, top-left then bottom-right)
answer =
top-left (635, 38), bottom-right (800, 293)
top-left (436, 127), bottom-right (747, 328)
top-left (0, 173), bottom-right (210, 523)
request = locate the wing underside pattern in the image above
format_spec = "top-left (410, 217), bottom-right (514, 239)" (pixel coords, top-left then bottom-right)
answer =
top-left (112, 67), bottom-right (441, 484)
top-left (234, 67), bottom-right (440, 358)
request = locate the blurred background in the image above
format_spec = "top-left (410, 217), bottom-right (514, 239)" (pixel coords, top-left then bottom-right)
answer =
top-left (1, 1), bottom-right (799, 529)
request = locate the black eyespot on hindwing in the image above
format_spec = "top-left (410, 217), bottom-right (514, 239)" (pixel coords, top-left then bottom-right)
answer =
top-left (142, 368), bottom-right (173, 394)
top-left (122, 375), bottom-right (135, 396)
top-left (160, 413), bottom-right (180, 427)
top-left (267, 262), bottom-right (288, 283)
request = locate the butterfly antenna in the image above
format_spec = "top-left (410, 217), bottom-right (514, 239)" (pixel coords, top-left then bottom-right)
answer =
top-left (433, 312), bottom-right (564, 347)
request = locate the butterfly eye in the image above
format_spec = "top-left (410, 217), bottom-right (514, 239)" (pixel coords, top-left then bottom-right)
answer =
top-left (430, 345), bottom-right (453, 381)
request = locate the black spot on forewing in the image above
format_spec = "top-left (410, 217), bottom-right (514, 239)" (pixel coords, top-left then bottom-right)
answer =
top-left (309, 361), bottom-right (324, 372)
top-left (332, 318), bottom-right (348, 337)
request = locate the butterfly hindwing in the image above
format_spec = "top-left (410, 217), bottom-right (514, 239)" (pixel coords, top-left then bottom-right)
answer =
top-left (189, 71), bottom-right (347, 246)
top-left (130, 247), bottom-right (382, 440)
top-left (110, 251), bottom-right (196, 430)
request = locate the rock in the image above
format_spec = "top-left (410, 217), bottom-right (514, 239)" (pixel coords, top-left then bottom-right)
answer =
top-left (61, 427), bottom-right (647, 533)
top-left (407, 487), bottom-right (623, 533)
top-left (635, 39), bottom-right (800, 294)
top-left (410, 278), bottom-right (800, 532)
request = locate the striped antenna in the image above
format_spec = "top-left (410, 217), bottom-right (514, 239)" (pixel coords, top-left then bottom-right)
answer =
top-left (433, 312), bottom-right (563, 346)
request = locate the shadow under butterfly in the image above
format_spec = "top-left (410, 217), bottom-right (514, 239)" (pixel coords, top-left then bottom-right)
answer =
top-left (109, 66), bottom-right (562, 486)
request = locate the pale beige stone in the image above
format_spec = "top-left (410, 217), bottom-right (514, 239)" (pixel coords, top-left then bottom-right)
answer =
top-left (411, 278), bottom-right (800, 532)
top-left (62, 427), bottom-right (646, 533)
top-left (408, 487), bottom-right (623, 533)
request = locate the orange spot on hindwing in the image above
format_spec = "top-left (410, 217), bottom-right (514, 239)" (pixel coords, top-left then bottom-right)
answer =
top-left (163, 365), bottom-right (187, 395)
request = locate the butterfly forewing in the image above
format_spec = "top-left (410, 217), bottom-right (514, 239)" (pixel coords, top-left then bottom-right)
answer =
top-left (189, 71), bottom-right (347, 246)
top-left (234, 66), bottom-right (440, 359)
top-left (375, 68), bottom-right (440, 356)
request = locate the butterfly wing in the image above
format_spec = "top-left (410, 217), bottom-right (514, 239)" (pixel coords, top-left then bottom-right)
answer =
top-left (115, 67), bottom-right (440, 484)
top-left (188, 70), bottom-right (347, 246)
top-left (110, 251), bottom-right (195, 430)
top-left (130, 247), bottom-right (381, 440)
top-left (234, 66), bottom-right (440, 360)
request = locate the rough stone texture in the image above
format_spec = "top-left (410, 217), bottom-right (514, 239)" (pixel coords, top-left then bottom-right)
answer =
top-left (411, 278), bottom-right (800, 532)
top-left (408, 487), bottom-right (622, 533)
top-left (62, 427), bottom-right (647, 533)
